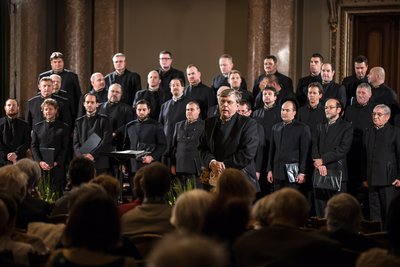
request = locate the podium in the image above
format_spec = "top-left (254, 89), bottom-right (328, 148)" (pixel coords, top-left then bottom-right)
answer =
top-left (102, 150), bottom-right (149, 202)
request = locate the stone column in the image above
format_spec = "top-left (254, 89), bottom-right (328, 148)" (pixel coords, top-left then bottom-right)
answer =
top-left (247, 0), bottom-right (270, 92)
top-left (64, 0), bottom-right (90, 91)
top-left (93, 0), bottom-right (119, 78)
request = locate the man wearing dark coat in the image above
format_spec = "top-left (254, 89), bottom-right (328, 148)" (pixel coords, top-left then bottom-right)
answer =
top-left (321, 63), bottom-right (347, 107)
top-left (171, 101), bottom-right (205, 187)
top-left (312, 98), bottom-right (353, 217)
top-left (134, 70), bottom-right (167, 120)
top-left (199, 89), bottom-right (260, 191)
top-left (342, 55), bottom-right (369, 106)
top-left (363, 104), bottom-right (400, 225)
top-left (38, 52), bottom-right (82, 120)
top-left (296, 53), bottom-right (323, 107)
top-left (78, 72), bottom-right (108, 117)
top-left (98, 84), bottom-right (134, 150)
top-left (185, 64), bottom-right (217, 119)
top-left (74, 93), bottom-right (113, 174)
top-left (267, 100), bottom-right (311, 191)
top-left (105, 53), bottom-right (142, 106)
top-left (158, 51), bottom-right (186, 101)
top-left (31, 98), bottom-right (69, 195)
top-left (211, 54), bottom-right (247, 94)
top-left (123, 99), bottom-right (166, 176)
top-left (0, 99), bottom-right (30, 166)
top-left (159, 78), bottom-right (191, 158)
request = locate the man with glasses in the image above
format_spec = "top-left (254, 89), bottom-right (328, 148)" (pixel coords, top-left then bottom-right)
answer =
top-left (158, 50), bottom-right (185, 100)
top-left (105, 53), bottom-right (142, 105)
top-left (363, 104), bottom-right (400, 225)
top-left (312, 98), bottom-right (353, 217)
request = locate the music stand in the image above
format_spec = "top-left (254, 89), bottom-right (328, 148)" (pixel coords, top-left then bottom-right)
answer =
top-left (102, 150), bottom-right (149, 203)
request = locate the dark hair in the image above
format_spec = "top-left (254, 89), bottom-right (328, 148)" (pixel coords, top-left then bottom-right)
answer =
top-left (68, 157), bottom-right (96, 186)
top-left (142, 162), bottom-right (171, 198)
top-left (83, 92), bottom-right (98, 103)
top-left (308, 82), bottom-right (323, 95)
top-left (283, 99), bottom-right (298, 112)
top-left (238, 100), bottom-right (251, 111)
top-left (136, 99), bottom-right (151, 109)
top-left (354, 55), bottom-right (368, 65)
top-left (41, 98), bottom-right (59, 111)
top-left (265, 55), bottom-right (277, 63)
top-left (63, 192), bottom-right (120, 251)
top-left (311, 53), bottom-right (324, 62)
top-left (4, 98), bottom-right (19, 106)
top-left (322, 62), bottom-right (335, 71)
top-left (186, 64), bottom-right (200, 71)
top-left (263, 86), bottom-right (277, 96)
top-left (160, 50), bottom-right (172, 57)
top-left (169, 78), bottom-right (184, 87)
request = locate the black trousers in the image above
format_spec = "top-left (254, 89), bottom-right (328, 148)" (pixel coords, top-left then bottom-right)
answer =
top-left (368, 185), bottom-right (398, 227)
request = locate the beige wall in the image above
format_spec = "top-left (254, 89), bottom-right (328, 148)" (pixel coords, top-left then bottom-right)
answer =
top-left (122, 0), bottom-right (248, 88)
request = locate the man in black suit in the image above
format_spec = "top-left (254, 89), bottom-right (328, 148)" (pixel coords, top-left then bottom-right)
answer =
top-left (228, 70), bottom-right (254, 108)
top-left (312, 98), bottom-right (353, 217)
top-left (252, 55), bottom-right (293, 100)
top-left (211, 54), bottom-right (247, 94)
top-left (171, 100), bottom-right (205, 187)
top-left (363, 104), bottom-right (400, 225)
top-left (31, 98), bottom-right (69, 195)
top-left (267, 100), bottom-right (311, 191)
top-left (123, 99), bottom-right (167, 176)
top-left (38, 52), bottom-right (81, 118)
top-left (185, 64), bottom-right (216, 119)
top-left (74, 93), bottom-right (113, 174)
top-left (0, 99), bottom-right (30, 166)
top-left (198, 89), bottom-right (260, 190)
top-left (158, 50), bottom-right (186, 100)
top-left (342, 55), bottom-right (369, 106)
top-left (296, 53), bottom-right (323, 107)
top-left (134, 70), bottom-right (167, 120)
top-left (105, 53), bottom-right (142, 106)
top-left (233, 188), bottom-right (342, 267)
top-left (78, 72), bottom-right (108, 117)
top-left (321, 63), bottom-right (347, 107)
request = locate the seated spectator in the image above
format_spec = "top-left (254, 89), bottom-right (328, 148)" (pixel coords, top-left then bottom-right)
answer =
top-left (47, 187), bottom-right (136, 267)
top-left (148, 234), bottom-right (227, 267)
top-left (90, 174), bottom-right (121, 205)
top-left (356, 248), bottom-right (400, 267)
top-left (121, 162), bottom-right (174, 237)
top-left (118, 169), bottom-right (144, 217)
top-left (170, 189), bottom-right (213, 234)
top-left (50, 157), bottom-right (95, 216)
top-left (214, 168), bottom-right (256, 205)
top-left (15, 158), bottom-right (51, 229)
top-left (324, 193), bottom-right (379, 253)
top-left (233, 188), bottom-right (342, 267)
top-left (0, 192), bottom-right (34, 266)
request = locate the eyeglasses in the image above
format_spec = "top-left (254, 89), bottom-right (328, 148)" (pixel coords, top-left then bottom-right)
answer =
top-left (324, 106), bottom-right (338, 110)
top-left (372, 112), bottom-right (388, 117)
top-left (159, 58), bottom-right (171, 60)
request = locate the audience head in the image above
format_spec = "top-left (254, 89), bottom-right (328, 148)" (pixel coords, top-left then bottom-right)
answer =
top-left (63, 186), bottom-right (120, 251)
top-left (0, 165), bottom-right (28, 204)
top-left (372, 104), bottom-right (390, 128)
top-left (4, 98), bottom-right (19, 119)
top-left (90, 174), bottom-right (121, 204)
top-left (387, 193), bottom-right (400, 255)
top-left (356, 248), bottom-right (400, 267)
top-left (148, 234), bottom-right (228, 267)
top-left (354, 55), bottom-right (369, 80)
top-left (170, 189), bottom-right (213, 234)
top-left (325, 193), bottom-right (362, 233)
top-left (0, 192), bottom-right (18, 236)
top-left (49, 52), bottom-right (64, 72)
top-left (307, 82), bottom-right (323, 107)
top-left (142, 162), bottom-right (171, 199)
top-left (368, 67), bottom-right (385, 87)
top-left (356, 82), bottom-right (372, 106)
top-left (219, 54), bottom-right (234, 75)
top-left (90, 72), bottom-right (106, 92)
top-left (67, 156), bottom-right (96, 187)
top-left (147, 70), bottom-right (161, 89)
top-left (159, 50), bottom-right (173, 71)
top-left (252, 188), bottom-right (309, 227)
top-left (215, 168), bottom-right (256, 205)
top-left (16, 158), bottom-right (41, 192)
top-left (132, 168), bottom-right (145, 201)
top-left (310, 53), bottom-right (323, 75)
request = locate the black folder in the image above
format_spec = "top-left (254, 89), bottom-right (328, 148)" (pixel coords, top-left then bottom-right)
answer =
top-left (79, 133), bottom-right (101, 154)
top-left (40, 148), bottom-right (55, 165)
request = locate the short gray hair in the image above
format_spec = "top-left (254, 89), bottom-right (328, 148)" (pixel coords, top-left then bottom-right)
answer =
top-left (374, 104), bottom-right (391, 116)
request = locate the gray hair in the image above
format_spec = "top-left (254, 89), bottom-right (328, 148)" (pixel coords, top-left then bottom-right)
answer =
top-left (374, 104), bottom-right (391, 116)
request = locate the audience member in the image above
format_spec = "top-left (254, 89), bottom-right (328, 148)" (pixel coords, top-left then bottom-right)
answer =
top-left (105, 53), bottom-right (142, 105)
top-left (296, 53), bottom-right (323, 107)
top-left (118, 169), bottom-right (144, 217)
top-left (90, 174), bottom-right (121, 205)
top-left (233, 188), bottom-right (342, 267)
top-left (356, 248), bottom-right (400, 267)
top-left (0, 98), bottom-right (30, 166)
top-left (158, 50), bottom-right (186, 100)
top-left (342, 55), bottom-right (369, 105)
top-left (121, 162), bottom-right (174, 237)
top-left (170, 189), bottom-right (213, 234)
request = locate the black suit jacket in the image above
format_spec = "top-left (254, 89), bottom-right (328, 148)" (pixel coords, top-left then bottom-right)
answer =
top-left (158, 67), bottom-right (186, 100)
top-left (133, 89), bottom-right (167, 120)
top-left (267, 121), bottom-right (311, 180)
top-left (184, 82), bottom-right (217, 119)
top-left (312, 118), bottom-right (353, 181)
top-left (198, 113), bottom-right (260, 190)
top-left (105, 69), bottom-right (142, 105)
top-left (363, 124), bottom-right (400, 186)
top-left (0, 117), bottom-right (30, 165)
top-left (322, 81), bottom-right (347, 108)
top-left (171, 119), bottom-right (205, 175)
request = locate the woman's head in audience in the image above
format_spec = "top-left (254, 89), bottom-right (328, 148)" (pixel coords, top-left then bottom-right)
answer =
top-left (325, 193), bottom-right (362, 233)
top-left (16, 158), bottom-right (41, 193)
top-left (214, 168), bottom-right (256, 205)
top-left (0, 165), bottom-right (27, 204)
top-left (170, 189), bottom-right (213, 234)
top-left (63, 185), bottom-right (120, 251)
top-left (90, 174), bottom-right (121, 204)
top-left (252, 188), bottom-right (309, 227)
